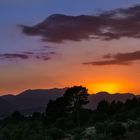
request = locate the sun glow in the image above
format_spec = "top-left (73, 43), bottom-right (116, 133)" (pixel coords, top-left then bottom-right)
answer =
top-left (88, 82), bottom-right (122, 94)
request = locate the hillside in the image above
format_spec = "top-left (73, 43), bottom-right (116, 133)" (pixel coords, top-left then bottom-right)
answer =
top-left (0, 89), bottom-right (136, 116)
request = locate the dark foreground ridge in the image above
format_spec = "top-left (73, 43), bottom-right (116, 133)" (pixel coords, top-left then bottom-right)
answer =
top-left (0, 86), bottom-right (140, 140)
top-left (0, 88), bottom-right (135, 117)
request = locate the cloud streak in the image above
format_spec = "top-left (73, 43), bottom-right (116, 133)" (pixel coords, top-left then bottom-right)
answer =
top-left (0, 53), bottom-right (29, 60)
top-left (21, 5), bottom-right (140, 42)
top-left (0, 51), bottom-right (58, 61)
top-left (83, 50), bottom-right (140, 66)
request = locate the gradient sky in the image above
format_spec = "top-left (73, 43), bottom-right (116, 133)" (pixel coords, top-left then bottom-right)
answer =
top-left (1, 0), bottom-right (140, 95)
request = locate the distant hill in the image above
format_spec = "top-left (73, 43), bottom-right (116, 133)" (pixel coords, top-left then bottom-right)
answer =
top-left (1, 88), bottom-right (66, 115)
top-left (87, 92), bottom-right (135, 109)
top-left (0, 89), bottom-right (136, 116)
top-left (0, 97), bottom-right (16, 116)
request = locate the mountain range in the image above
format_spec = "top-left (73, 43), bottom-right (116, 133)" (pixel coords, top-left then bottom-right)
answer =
top-left (0, 88), bottom-right (136, 117)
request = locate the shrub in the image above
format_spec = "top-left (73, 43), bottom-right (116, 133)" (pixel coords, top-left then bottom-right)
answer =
top-left (46, 128), bottom-right (65, 140)
top-left (71, 127), bottom-right (85, 135)
top-left (95, 122), bottom-right (106, 134)
top-left (105, 122), bottom-right (126, 137)
top-left (55, 117), bottom-right (75, 130)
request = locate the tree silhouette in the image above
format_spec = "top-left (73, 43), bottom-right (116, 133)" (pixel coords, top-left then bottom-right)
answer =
top-left (46, 97), bottom-right (70, 120)
top-left (63, 86), bottom-right (89, 126)
top-left (63, 86), bottom-right (89, 113)
top-left (46, 86), bottom-right (89, 126)
top-left (11, 111), bottom-right (23, 120)
top-left (97, 100), bottom-right (110, 114)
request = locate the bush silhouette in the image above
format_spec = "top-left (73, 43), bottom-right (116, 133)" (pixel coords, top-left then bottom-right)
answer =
top-left (105, 122), bottom-right (126, 137)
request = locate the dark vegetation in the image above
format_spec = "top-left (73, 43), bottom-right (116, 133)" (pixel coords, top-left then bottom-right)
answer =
top-left (1, 86), bottom-right (140, 140)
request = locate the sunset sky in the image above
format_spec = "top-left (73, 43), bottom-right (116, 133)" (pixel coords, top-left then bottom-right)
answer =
top-left (1, 0), bottom-right (140, 95)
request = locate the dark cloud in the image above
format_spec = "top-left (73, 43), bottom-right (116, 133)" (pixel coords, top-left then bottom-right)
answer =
top-left (83, 50), bottom-right (140, 66)
top-left (0, 53), bottom-right (29, 60)
top-left (0, 52), bottom-right (57, 61)
top-left (20, 5), bottom-right (140, 42)
top-left (83, 60), bottom-right (130, 66)
top-left (34, 52), bottom-right (57, 61)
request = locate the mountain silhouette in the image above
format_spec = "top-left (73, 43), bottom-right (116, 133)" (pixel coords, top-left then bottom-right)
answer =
top-left (0, 89), bottom-right (136, 116)
top-left (1, 88), bottom-right (66, 116)
top-left (87, 92), bottom-right (134, 109)
top-left (0, 97), bottom-right (16, 116)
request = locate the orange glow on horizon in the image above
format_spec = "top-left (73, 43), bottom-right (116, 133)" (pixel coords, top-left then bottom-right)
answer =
top-left (0, 81), bottom-right (139, 95)
top-left (86, 81), bottom-right (137, 94)
top-left (87, 82), bottom-right (121, 94)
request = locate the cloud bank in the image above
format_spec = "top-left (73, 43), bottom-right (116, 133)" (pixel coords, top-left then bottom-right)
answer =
top-left (21, 5), bottom-right (140, 42)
